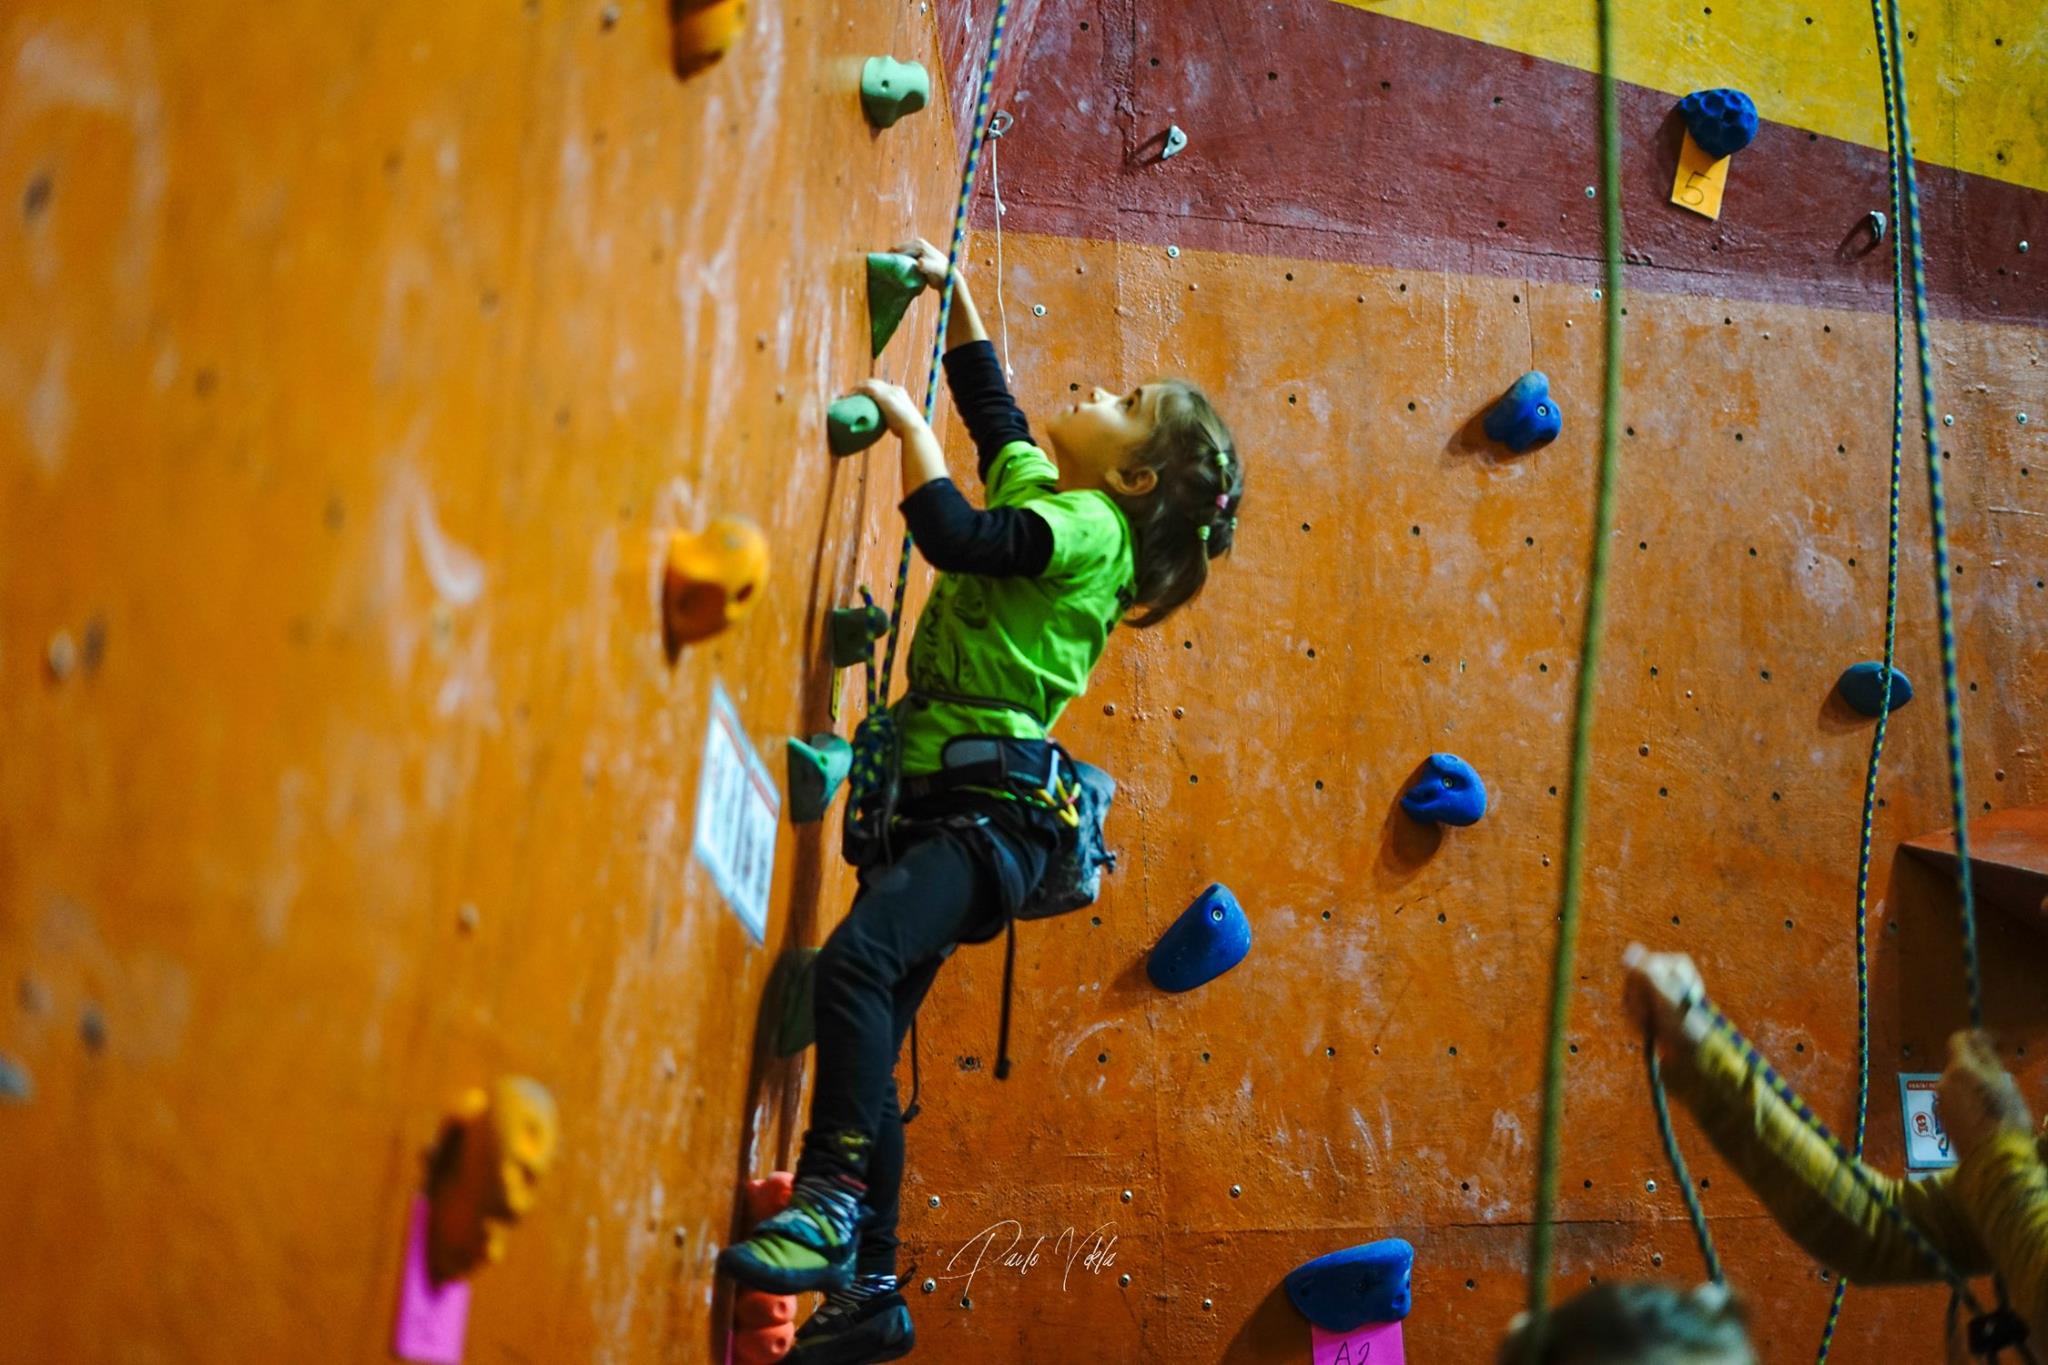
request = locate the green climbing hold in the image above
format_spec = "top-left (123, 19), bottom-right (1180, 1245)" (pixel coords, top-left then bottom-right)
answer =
top-left (829, 601), bottom-right (889, 668)
top-left (772, 947), bottom-right (821, 1057)
top-left (786, 733), bottom-right (853, 823)
top-left (860, 56), bottom-right (929, 130)
top-left (867, 253), bottom-right (927, 357)
top-left (827, 395), bottom-right (884, 457)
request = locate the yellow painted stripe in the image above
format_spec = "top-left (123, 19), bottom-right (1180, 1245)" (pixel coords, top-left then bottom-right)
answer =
top-left (1338, 0), bottom-right (2048, 193)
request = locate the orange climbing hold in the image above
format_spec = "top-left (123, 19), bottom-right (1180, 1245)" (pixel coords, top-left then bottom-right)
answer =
top-left (674, 0), bottom-right (747, 76)
top-left (730, 1173), bottom-right (798, 1364)
top-left (662, 516), bottom-right (769, 655)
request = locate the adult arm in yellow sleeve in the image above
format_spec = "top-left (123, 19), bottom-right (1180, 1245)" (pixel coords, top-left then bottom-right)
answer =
top-left (1943, 1030), bottom-right (2048, 1330)
top-left (1623, 947), bottom-right (1990, 1286)
top-left (1658, 1015), bottom-right (1989, 1284)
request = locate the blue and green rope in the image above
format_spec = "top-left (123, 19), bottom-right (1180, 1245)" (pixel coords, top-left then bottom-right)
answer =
top-left (1646, 1037), bottom-right (1722, 1285)
top-left (1815, 0), bottom-right (1910, 1354)
top-left (1877, 0), bottom-right (1983, 1032)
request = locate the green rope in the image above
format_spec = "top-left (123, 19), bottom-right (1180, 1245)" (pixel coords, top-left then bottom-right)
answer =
top-left (1524, 0), bottom-right (1624, 1338)
top-left (1816, 0), bottom-right (1910, 1353)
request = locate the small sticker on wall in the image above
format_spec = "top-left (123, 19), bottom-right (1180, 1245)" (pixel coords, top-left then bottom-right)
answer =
top-left (1898, 1072), bottom-right (1956, 1172)
top-left (693, 681), bottom-right (779, 941)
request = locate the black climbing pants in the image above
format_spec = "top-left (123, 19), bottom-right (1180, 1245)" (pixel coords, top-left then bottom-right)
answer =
top-left (806, 798), bottom-right (1058, 1276)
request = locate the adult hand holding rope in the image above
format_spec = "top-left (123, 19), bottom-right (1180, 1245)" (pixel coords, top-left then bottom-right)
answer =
top-left (1622, 945), bottom-right (2048, 1360)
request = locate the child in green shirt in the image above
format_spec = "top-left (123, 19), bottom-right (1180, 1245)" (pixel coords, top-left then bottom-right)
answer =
top-left (719, 238), bottom-right (1244, 1365)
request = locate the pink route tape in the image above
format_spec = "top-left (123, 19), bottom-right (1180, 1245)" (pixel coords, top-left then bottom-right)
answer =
top-left (1311, 1318), bottom-right (1406, 1365)
top-left (394, 1196), bottom-right (471, 1364)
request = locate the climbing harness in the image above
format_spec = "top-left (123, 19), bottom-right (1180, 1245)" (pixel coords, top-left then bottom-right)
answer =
top-left (1523, 0), bottom-right (1625, 1341)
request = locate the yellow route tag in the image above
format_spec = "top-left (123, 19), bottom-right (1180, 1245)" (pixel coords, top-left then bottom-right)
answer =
top-left (1670, 129), bottom-right (1731, 221)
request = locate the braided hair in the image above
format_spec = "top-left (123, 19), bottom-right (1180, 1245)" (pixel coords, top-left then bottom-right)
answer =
top-left (1112, 381), bottom-right (1242, 628)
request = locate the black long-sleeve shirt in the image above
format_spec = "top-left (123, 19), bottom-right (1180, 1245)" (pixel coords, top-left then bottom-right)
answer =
top-left (898, 341), bottom-right (1053, 578)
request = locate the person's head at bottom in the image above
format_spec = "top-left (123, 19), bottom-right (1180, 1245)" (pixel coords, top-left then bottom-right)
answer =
top-left (1497, 1282), bottom-right (1756, 1365)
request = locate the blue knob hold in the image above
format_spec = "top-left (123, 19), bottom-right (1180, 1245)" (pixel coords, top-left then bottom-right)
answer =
top-left (1147, 883), bottom-right (1251, 993)
top-left (1401, 753), bottom-right (1487, 827)
top-left (1285, 1238), bottom-right (1416, 1331)
top-left (1678, 87), bottom-right (1759, 159)
top-left (1483, 371), bottom-right (1561, 454)
top-left (1838, 661), bottom-right (1914, 717)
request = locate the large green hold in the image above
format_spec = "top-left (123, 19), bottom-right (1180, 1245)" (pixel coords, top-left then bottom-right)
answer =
top-left (867, 252), bottom-right (927, 357)
top-left (826, 395), bottom-right (884, 456)
top-left (829, 601), bottom-right (889, 668)
top-left (786, 732), bottom-right (853, 823)
top-left (771, 947), bottom-right (821, 1057)
top-left (860, 56), bottom-right (929, 129)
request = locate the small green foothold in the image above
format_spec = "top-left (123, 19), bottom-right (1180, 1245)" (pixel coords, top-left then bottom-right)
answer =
top-left (827, 395), bottom-right (885, 457)
top-left (860, 56), bottom-right (930, 129)
top-left (867, 253), bottom-right (927, 357)
top-left (829, 602), bottom-right (890, 667)
top-left (786, 733), bottom-right (853, 823)
top-left (773, 947), bottom-right (821, 1057)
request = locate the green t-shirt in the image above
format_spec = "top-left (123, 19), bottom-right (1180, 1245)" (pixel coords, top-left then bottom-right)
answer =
top-left (898, 440), bottom-right (1135, 776)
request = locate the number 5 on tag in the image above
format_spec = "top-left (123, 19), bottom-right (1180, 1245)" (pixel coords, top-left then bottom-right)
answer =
top-left (1671, 129), bottom-right (1731, 220)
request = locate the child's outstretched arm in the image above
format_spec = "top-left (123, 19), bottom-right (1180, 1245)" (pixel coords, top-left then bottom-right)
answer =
top-left (898, 237), bottom-right (1030, 481)
top-left (857, 377), bottom-right (1050, 579)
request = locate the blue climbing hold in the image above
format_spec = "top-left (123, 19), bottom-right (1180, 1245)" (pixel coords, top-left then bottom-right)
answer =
top-left (1401, 753), bottom-right (1487, 827)
top-left (1146, 884), bottom-right (1251, 993)
top-left (1678, 88), bottom-right (1759, 159)
top-left (1837, 661), bottom-right (1914, 717)
top-left (1483, 371), bottom-right (1561, 454)
top-left (1285, 1238), bottom-right (1416, 1331)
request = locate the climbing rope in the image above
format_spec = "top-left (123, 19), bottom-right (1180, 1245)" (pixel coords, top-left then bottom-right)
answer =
top-left (878, 2), bottom-right (1013, 696)
top-left (844, 1), bottom-right (1015, 858)
top-left (1815, 0), bottom-right (1909, 1354)
top-left (1523, 0), bottom-right (1624, 1338)
top-left (1628, 0), bottom-right (2011, 1348)
top-left (1646, 1037), bottom-right (1722, 1284)
top-left (1878, 0), bottom-right (1983, 1030)
top-left (987, 110), bottom-right (1017, 383)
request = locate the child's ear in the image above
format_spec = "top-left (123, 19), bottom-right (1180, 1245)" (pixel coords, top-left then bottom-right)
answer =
top-left (1109, 465), bottom-right (1159, 497)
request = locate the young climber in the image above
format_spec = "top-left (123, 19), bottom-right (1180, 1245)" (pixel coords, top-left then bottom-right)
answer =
top-left (1624, 945), bottom-right (2048, 1359)
top-left (717, 235), bottom-right (1243, 1364)
top-left (1495, 1281), bottom-right (1756, 1365)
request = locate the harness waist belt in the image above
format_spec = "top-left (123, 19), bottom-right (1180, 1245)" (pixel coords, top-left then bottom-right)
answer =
top-left (900, 736), bottom-right (1061, 803)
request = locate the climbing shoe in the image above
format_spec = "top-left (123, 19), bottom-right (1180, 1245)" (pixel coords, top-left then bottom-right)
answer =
top-left (719, 1129), bottom-right (874, 1295)
top-left (791, 1278), bottom-right (915, 1365)
top-left (718, 1171), bottom-right (868, 1294)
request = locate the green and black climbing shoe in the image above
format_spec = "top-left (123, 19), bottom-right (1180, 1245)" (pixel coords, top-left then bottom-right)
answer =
top-left (717, 1129), bottom-right (873, 1295)
top-left (791, 1275), bottom-right (915, 1365)
top-left (717, 1171), bottom-right (867, 1293)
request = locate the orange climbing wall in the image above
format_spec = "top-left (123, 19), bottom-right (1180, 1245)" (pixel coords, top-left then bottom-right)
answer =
top-left (2, 4), bottom-right (2046, 1365)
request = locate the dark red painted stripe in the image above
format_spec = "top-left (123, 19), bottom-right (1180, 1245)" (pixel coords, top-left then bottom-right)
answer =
top-left (941, 0), bottom-right (2046, 324)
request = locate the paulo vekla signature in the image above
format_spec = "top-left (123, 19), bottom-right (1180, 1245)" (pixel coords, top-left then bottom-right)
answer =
top-left (934, 1219), bottom-right (1121, 1296)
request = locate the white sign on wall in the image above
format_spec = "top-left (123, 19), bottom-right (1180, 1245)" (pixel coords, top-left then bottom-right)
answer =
top-left (692, 681), bottom-right (779, 942)
top-left (1898, 1073), bottom-right (1957, 1172)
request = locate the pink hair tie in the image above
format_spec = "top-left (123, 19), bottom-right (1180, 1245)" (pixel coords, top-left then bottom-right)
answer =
top-left (1215, 494), bottom-right (1229, 510)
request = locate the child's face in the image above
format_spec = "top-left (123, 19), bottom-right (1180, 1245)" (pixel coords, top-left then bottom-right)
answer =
top-left (1044, 385), bottom-right (1161, 496)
